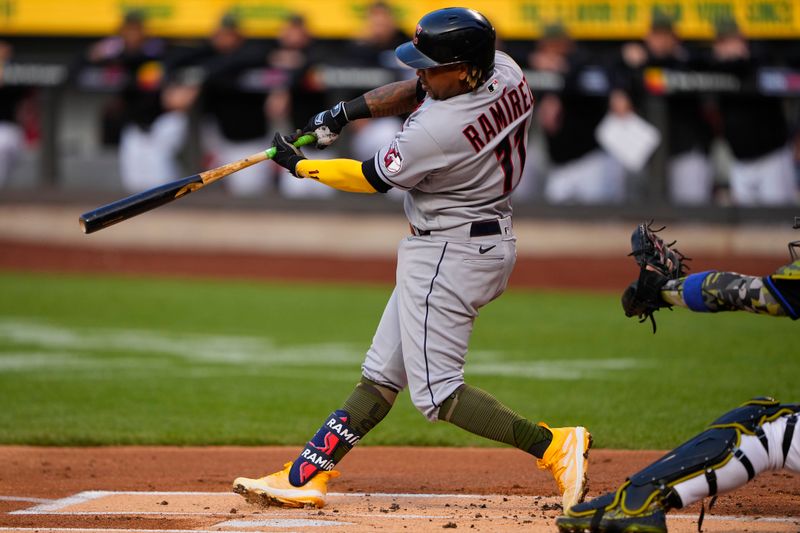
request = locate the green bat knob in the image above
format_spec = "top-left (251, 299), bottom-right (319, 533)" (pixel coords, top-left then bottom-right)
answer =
top-left (265, 134), bottom-right (317, 159)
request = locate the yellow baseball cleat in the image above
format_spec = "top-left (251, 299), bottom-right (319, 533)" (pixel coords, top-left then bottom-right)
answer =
top-left (536, 425), bottom-right (592, 510)
top-left (233, 462), bottom-right (340, 509)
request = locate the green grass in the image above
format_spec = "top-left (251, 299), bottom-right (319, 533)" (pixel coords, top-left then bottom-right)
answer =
top-left (0, 271), bottom-right (796, 449)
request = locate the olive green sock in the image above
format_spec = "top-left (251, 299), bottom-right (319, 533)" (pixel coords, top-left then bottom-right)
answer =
top-left (439, 384), bottom-right (552, 458)
top-left (333, 377), bottom-right (394, 462)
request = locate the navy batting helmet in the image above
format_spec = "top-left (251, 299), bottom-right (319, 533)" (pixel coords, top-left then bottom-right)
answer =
top-left (395, 7), bottom-right (495, 76)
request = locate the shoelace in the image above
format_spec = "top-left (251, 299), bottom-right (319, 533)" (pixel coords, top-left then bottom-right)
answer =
top-left (637, 304), bottom-right (673, 334)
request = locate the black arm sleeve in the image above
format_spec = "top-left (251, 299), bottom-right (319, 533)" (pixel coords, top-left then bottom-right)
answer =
top-left (361, 157), bottom-right (392, 193)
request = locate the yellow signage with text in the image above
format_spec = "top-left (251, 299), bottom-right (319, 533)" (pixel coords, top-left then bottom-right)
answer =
top-left (0, 0), bottom-right (798, 39)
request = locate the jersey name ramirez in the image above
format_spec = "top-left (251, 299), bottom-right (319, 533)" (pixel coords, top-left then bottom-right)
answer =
top-left (462, 80), bottom-right (533, 153)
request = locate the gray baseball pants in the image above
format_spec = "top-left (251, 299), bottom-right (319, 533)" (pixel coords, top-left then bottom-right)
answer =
top-left (362, 217), bottom-right (515, 420)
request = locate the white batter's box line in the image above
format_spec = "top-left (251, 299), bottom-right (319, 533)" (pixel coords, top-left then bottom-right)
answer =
top-left (7, 489), bottom-right (542, 519)
top-left (11, 491), bottom-right (112, 514)
top-left (12, 511), bottom-right (248, 517)
top-left (0, 527), bottom-right (264, 533)
top-left (10, 510), bottom-right (455, 520)
top-left (0, 496), bottom-right (54, 504)
top-left (670, 513), bottom-right (800, 524)
top-left (11, 491), bottom-right (799, 526)
top-left (217, 519), bottom-right (352, 528)
top-left (9, 489), bottom-right (524, 516)
top-left (9, 491), bottom-right (244, 515)
top-left (327, 492), bottom-right (507, 499)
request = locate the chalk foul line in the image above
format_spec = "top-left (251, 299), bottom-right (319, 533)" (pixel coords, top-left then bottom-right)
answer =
top-left (7, 490), bottom-right (799, 525)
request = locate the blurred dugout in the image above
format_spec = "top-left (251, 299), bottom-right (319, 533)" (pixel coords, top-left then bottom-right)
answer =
top-left (0, 0), bottom-right (799, 208)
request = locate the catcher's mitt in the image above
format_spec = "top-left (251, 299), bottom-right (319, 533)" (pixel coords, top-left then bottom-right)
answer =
top-left (623, 222), bottom-right (690, 332)
top-left (630, 221), bottom-right (689, 279)
top-left (621, 269), bottom-right (670, 332)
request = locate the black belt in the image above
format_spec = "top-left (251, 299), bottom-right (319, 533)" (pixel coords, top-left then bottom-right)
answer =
top-left (413, 220), bottom-right (502, 237)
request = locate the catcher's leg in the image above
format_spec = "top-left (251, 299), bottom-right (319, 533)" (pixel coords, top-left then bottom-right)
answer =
top-left (556, 398), bottom-right (800, 533)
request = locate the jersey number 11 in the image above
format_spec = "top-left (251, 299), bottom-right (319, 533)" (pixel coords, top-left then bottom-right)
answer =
top-left (494, 124), bottom-right (527, 194)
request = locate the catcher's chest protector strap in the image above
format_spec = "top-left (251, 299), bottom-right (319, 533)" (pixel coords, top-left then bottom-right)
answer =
top-left (614, 398), bottom-right (799, 513)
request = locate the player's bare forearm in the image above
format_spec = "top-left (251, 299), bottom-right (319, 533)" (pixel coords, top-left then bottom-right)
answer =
top-left (364, 79), bottom-right (419, 117)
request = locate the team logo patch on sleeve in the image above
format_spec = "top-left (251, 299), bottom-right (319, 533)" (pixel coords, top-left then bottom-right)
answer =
top-left (383, 140), bottom-right (403, 174)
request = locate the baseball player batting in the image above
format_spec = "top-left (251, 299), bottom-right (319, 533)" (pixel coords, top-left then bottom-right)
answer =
top-left (232, 7), bottom-right (591, 510)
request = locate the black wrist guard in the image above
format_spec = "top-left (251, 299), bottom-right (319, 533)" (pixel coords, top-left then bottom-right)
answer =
top-left (343, 95), bottom-right (371, 121)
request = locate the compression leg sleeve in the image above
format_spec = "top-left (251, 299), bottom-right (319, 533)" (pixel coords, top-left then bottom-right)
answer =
top-left (438, 384), bottom-right (553, 458)
top-left (288, 376), bottom-right (394, 486)
top-left (661, 270), bottom-right (788, 316)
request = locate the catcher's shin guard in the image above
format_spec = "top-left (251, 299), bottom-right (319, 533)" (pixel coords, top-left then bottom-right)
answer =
top-left (557, 398), bottom-right (800, 533)
top-left (556, 490), bottom-right (667, 533)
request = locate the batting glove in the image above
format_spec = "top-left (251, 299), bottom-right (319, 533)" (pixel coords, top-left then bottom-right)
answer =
top-left (272, 132), bottom-right (306, 177)
top-left (302, 102), bottom-right (349, 149)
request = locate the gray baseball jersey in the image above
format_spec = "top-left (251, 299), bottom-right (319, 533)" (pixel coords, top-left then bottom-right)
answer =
top-left (366, 51), bottom-right (534, 231)
top-left (361, 51), bottom-right (533, 420)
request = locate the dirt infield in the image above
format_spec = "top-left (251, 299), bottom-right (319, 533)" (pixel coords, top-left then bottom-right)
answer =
top-left (0, 447), bottom-right (797, 533)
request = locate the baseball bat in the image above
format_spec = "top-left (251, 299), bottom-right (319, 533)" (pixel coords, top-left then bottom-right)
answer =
top-left (79, 134), bottom-right (316, 234)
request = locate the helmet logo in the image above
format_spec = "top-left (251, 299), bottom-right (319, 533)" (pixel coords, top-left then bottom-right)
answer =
top-left (413, 24), bottom-right (422, 45)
